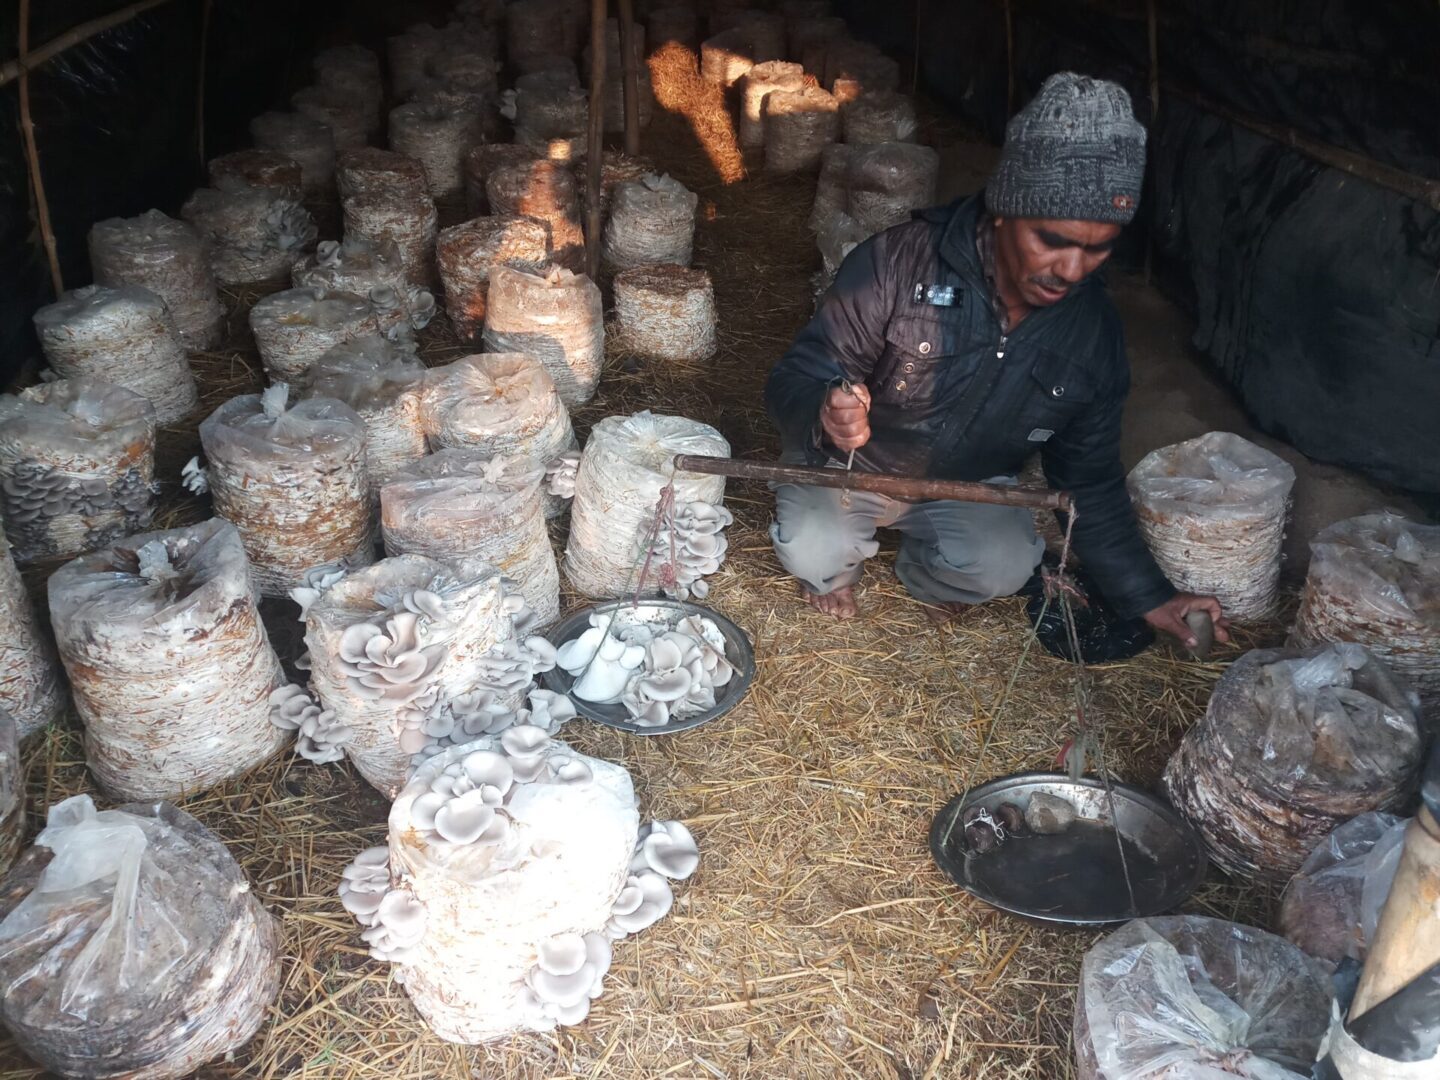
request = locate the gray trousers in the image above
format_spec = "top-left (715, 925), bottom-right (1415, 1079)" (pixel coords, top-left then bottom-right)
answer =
top-left (770, 465), bottom-right (1046, 605)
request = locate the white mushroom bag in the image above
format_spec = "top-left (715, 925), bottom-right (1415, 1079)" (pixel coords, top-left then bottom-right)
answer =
top-left (0, 794), bottom-right (278, 1079)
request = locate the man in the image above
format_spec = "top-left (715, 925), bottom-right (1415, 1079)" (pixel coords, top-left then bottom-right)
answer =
top-left (765, 72), bottom-right (1227, 648)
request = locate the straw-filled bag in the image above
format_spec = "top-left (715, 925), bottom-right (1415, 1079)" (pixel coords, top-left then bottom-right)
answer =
top-left (463, 143), bottom-right (540, 215)
top-left (0, 524), bottom-right (68, 739)
top-left (0, 378), bottom-right (155, 565)
top-left (612, 265), bottom-right (717, 362)
top-left (248, 286), bottom-right (383, 388)
top-left (602, 173), bottom-right (698, 271)
top-left (337, 147), bottom-right (430, 202)
top-left (0, 795), bottom-right (280, 1080)
top-left (180, 186), bottom-right (317, 285)
top-left (419, 353), bottom-right (578, 520)
top-left (763, 86), bottom-right (840, 174)
top-left (740, 61), bottom-right (805, 149)
top-left (208, 149), bottom-right (303, 200)
top-left (382, 449), bottom-right (559, 625)
top-left (200, 387), bottom-right (374, 597)
top-left (250, 110), bottom-right (336, 193)
top-left (308, 336), bottom-right (429, 492)
top-left (436, 216), bottom-right (552, 342)
top-left (292, 238), bottom-right (437, 334)
top-left (48, 519), bottom-right (289, 800)
top-left (33, 285), bottom-right (199, 425)
top-left (845, 141), bottom-right (940, 235)
top-left (564, 411), bottom-right (728, 598)
top-left (482, 265), bottom-right (604, 407)
top-left (389, 100), bottom-right (485, 198)
top-left (842, 90), bottom-right (918, 145)
top-left (1128, 432), bottom-right (1295, 622)
top-left (486, 158), bottom-right (585, 272)
top-left (88, 209), bottom-right (224, 350)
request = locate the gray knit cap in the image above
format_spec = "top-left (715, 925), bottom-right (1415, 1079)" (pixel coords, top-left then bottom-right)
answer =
top-left (986, 72), bottom-right (1146, 225)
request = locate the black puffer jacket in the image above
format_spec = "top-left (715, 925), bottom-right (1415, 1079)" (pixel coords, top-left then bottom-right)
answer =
top-left (765, 194), bottom-right (1175, 620)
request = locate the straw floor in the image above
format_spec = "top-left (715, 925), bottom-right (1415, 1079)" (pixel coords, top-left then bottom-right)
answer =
top-left (2, 44), bottom-right (1288, 1080)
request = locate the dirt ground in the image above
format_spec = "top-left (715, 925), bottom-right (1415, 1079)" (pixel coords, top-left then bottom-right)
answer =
top-left (1, 38), bottom-right (1422, 1080)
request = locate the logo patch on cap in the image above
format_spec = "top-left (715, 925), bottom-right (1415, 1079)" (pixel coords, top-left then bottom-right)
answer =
top-left (1112, 194), bottom-right (1135, 211)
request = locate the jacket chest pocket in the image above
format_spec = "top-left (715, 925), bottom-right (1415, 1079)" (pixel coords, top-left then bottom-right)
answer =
top-left (875, 316), bottom-right (976, 409)
top-left (1019, 348), bottom-right (1097, 435)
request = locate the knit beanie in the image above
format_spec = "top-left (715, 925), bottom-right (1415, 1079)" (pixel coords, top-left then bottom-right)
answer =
top-left (986, 72), bottom-right (1146, 225)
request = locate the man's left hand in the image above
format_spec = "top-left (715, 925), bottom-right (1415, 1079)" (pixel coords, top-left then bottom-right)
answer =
top-left (1142, 593), bottom-right (1231, 648)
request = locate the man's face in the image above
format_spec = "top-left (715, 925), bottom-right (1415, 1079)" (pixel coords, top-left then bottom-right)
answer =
top-left (993, 216), bottom-right (1123, 308)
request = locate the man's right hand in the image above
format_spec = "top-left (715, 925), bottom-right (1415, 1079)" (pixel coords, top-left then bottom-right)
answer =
top-left (821, 382), bottom-right (872, 452)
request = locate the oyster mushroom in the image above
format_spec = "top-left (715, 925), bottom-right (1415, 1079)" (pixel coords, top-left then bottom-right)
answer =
top-left (500, 723), bottom-right (551, 782)
top-left (338, 845), bottom-right (391, 926)
top-left (525, 931), bottom-right (613, 1025)
top-left (181, 456), bottom-right (209, 495)
top-left (269, 683), bottom-right (318, 730)
top-left (296, 705), bottom-right (352, 763)
top-left (521, 689), bottom-right (576, 735)
top-left (451, 689), bottom-right (515, 737)
top-left (545, 450), bottom-right (581, 499)
top-left (289, 562), bottom-right (350, 620)
top-left (651, 500), bottom-right (734, 600)
top-left (461, 748), bottom-right (514, 793)
top-left (337, 611), bottom-right (448, 704)
top-left (433, 788), bottom-right (508, 845)
top-left (547, 754), bottom-right (593, 786)
top-left (571, 634), bottom-right (646, 704)
top-left (361, 887), bottom-right (428, 962)
top-left (634, 820), bottom-right (700, 880)
top-left (606, 870), bottom-right (674, 937)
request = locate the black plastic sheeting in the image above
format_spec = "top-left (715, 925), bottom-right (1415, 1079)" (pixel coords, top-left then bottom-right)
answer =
top-left (0, 0), bottom-right (333, 386)
top-left (833, 0), bottom-right (1440, 494)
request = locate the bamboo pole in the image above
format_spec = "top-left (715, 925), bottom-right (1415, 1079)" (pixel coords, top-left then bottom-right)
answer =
top-left (671, 455), bottom-right (1073, 511)
top-left (0, 0), bottom-right (178, 86)
top-left (584, 0), bottom-right (608, 279)
top-left (16, 0), bottom-right (63, 296)
top-left (617, 0), bottom-right (641, 156)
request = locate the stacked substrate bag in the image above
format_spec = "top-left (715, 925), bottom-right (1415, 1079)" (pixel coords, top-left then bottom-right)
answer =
top-left (564, 411), bottom-right (728, 599)
top-left (308, 336), bottom-right (429, 493)
top-left (0, 795), bottom-right (280, 1079)
top-left (48, 519), bottom-right (289, 800)
top-left (482, 266), bottom-right (604, 407)
top-left (200, 387), bottom-right (374, 597)
top-left (0, 710), bottom-right (19, 874)
top-left (0, 523), bottom-right (68, 738)
top-left (601, 174), bottom-right (698, 271)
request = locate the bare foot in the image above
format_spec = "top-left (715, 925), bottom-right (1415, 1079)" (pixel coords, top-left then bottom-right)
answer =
top-left (803, 584), bottom-right (858, 619)
top-left (922, 600), bottom-right (976, 626)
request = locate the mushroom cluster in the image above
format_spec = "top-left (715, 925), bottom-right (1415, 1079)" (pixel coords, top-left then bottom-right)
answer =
top-left (650, 501), bottom-right (733, 600)
top-left (415, 688), bottom-right (579, 766)
top-left (181, 456), bottom-right (208, 495)
top-left (557, 611), bottom-right (735, 727)
top-left (335, 592), bottom-right (451, 753)
top-left (522, 932), bottom-right (613, 1026)
top-left (289, 561), bottom-right (351, 620)
top-left (337, 847), bottom-right (429, 962)
top-left (545, 449), bottom-right (580, 499)
top-left (606, 820), bottom-right (701, 938)
top-left (268, 683), bottom-right (354, 763)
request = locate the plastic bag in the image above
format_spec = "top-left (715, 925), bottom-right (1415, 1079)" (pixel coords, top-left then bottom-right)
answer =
top-left (180, 186), bottom-right (317, 285)
top-left (1279, 812), bottom-right (1406, 970)
top-left (1163, 644), bottom-right (1421, 880)
top-left (481, 265), bottom-right (604, 407)
top-left (0, 524), bottom-right (68, 739)
top-left (763, 86), bottom-right (840, 174)
top-left (292, 238), bottom-right (435, 332)
top-left (1074, 915), bottom-right (1332, 1080)
top-left (0, 710), bottom-right (19, 876)
top-left (48, 519), bottom-right (287, 800)
top-left (1129, 432), bottom-right (1296, 621)
top-left (309, 335), bottom-right (428, 491)
top-left (0, 794), bottom-right (279, 1078)
top-left (435, 216), bottom-right (552, 341)
top-left (602, 174), bottom-right (698, 271)
top-left (845, 142), bottom-right (939, 235)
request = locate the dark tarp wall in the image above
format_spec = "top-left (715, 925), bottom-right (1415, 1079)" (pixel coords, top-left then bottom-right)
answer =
top-left (0, 0), bottom-right (339, 385)
top-left (834, 0), bottom-right (1440, 495)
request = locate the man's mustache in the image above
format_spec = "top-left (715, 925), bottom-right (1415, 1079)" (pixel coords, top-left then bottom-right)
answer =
top-left (1030, 275), bottom-right (1069, 290)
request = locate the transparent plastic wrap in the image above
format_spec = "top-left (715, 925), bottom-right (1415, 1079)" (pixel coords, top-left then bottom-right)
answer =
top-left (0, 524), bottom-right (67, 740)
top-left (302, 556), bottom-right (533, 795)
top-left (1130, 432), bottom-right (1297, 622)
top-left (602, 173), bottom-right (698, 271)
top-left (1291, 512), bottom-right (1440, 717)
top-left (740, 61), bottom-right (806, 149)
top-left (87, 210), bottom-right (224, 351)
top-left (0, 710), bottom-right (18, 876)
top-left (341, 189), bottom-right (439, 289)
top-left (33, 285), bottom-right (199, 425)
top-left (1073, 916), bottom-right (1332, 1080)
top-left (180, 186), bottom-right (317, 286)
top-left (1163, 643), bottom-right (1422, 880)
top-left (389, 100), bottom-right (484, 198)
top-left (463, 144), bottom-right (540, 216)
top-left (613, 265), bottom-right (717, 362)
top-left (846, 141), bottom-right (940, 235)
top-left (816, 208), bottom-right (867, 277)
top-left (291, 84), bottom-right (369, 151)
top-left (0, 795), bottom-right (279, 1079)
top-left (381, 450), bottom-right (559, 625)
top-left (482, 265), bottom-right (604, 407)
top-left (842, 90), bottom-right (919, 145)
top-left (249, 110), bottom-right (336, 193)
top-left (419, 354), bottom-right (577, 519)
top-left (292, 238), bottom-right (436, 333)
top-left (486, 159), bottom-right (585, 272)
top-left (1278, 812), bottom-right (1406, 970)
top-left (308, 337), bottom-right (429, 492)
top-left (436, 216), bottom-right (553, 342)
top-left (199, 388), bottom-right (374, 597)
top-left (248, 286), bottom-right (382, 387)
top-left (571, 149), bottom-right (654, 230)
top-left (207, 149), bottom-right (303, 201)
top-left (564, 411), bottom-right (729, 598)
top-left (336, 147), bottom-right (429, 203)
top-left (48, 520), bottom-right (288, 801)
top-left (809, 142), bottom-right (853, 233)
top-left (0, 378), bottom-right (156, 565)
top-left (764, 86), bottom-right (840, 174)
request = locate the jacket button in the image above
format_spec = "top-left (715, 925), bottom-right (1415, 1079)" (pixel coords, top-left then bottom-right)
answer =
top-left (903, 362), bottom-right (915, 372)
top-left (895, 380), bottom-right (907, 391)
top-left (918, 341), bottom-right (932, 355)
top-left (1051, 385), bottom-right (1065, 398)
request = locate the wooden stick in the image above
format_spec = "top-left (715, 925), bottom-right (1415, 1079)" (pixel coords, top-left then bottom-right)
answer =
top-left (17, 0), bottom-right (63, 296)
top-left (584, 0), bottom-right (608, 279)
top-left (0, 0), bottom-right (177, 86)
top-left (671, 455), bottom-right (1073, 511)
top-left (617, 0), bottom-right (641, 156)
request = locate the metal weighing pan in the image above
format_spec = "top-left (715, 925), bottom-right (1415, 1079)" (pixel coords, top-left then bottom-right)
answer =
top-left (542, 599), bottom-right (756, 735)
top-left (930, 772), bottom-right (1208, 927)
